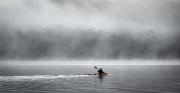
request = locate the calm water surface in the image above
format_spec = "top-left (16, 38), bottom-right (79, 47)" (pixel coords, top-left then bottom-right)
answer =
top-left (0, 65), bottom-right (180, 93)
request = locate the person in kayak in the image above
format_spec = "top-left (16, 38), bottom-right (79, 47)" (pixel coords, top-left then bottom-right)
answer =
top-left (97, 68), bottom-right (105, 75)
top-left (94, 66), bottom-right (107, 75)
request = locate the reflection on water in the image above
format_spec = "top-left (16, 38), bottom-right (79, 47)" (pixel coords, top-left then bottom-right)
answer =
top-left (1, 65), bottom-right (180, 93)
top-left (97, 75), bottom-right (106, 82)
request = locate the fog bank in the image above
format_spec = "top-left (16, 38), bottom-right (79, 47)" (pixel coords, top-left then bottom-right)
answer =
top-left (0, 0), bottom-right (180, 60)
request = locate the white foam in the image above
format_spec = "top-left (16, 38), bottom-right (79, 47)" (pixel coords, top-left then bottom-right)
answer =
top-left (0, 75), bottom-right (89, 81)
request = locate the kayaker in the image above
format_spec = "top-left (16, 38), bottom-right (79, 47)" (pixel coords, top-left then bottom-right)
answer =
top-left (97, 68), bottom-right (105, 75)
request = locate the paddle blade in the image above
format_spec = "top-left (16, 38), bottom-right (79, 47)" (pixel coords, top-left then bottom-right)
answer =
top-left (94, 66), bottom-right (98, 69)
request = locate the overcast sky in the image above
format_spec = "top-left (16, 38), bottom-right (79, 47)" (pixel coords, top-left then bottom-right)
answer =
top-left (0, 0), bottom-right (179, 34)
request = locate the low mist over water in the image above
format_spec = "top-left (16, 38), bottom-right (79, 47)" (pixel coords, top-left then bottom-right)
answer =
top-left (0, 28), bottom-right (180, 60)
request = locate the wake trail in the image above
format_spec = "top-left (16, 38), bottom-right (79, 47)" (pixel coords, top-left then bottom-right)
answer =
top-left (0, 74), bottom-right (90, 81)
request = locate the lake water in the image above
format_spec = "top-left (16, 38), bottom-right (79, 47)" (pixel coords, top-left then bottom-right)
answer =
top-left (0, 65), bottom-right (180, 93)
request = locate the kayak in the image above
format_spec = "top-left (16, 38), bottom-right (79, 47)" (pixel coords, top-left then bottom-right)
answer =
top-left (95, 73), bottom-right (108, 76)
top-left (82, 73), bottom-right (108, 76)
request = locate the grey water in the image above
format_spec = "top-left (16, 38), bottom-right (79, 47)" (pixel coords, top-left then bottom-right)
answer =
top-left (0, 65), bottom-right (180, 93)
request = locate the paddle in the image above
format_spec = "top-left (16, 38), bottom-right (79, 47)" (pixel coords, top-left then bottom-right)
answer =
top-left (94, 66), bottom-right (98, 69)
